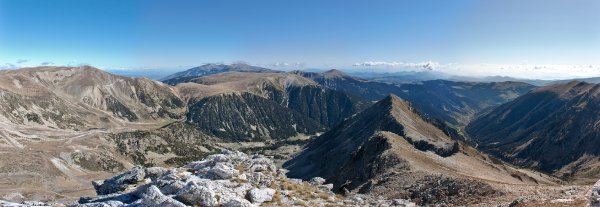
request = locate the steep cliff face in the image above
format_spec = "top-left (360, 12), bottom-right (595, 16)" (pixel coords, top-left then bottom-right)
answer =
top-left (285, 85), bottom-right (366, 128)
top-left (467, 81), bottom-right (600, 181)
top-left (187, 92), bottom-right (325, 141)
top-left (0, 66), bottom-right (185, 130)
top-left (178, 72), bottom-right (367, 131)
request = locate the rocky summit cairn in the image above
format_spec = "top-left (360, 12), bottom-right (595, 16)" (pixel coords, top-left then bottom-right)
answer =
top-left (74, 150), bottom-right (414, 207)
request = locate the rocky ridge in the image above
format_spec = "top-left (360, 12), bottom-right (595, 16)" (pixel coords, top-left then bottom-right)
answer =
top-left (0, 66), bottom-right (185, 130)
top-left (73, 150), bottom-right (414, 207)
top-left (285, 95), bottom-right (562, 206)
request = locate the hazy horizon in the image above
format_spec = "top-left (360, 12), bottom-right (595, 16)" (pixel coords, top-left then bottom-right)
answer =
top-left (1, 0), bottom-right (599, 79)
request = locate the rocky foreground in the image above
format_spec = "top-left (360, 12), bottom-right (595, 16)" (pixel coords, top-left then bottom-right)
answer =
top-left (2, 150), bottom-right (415, 207)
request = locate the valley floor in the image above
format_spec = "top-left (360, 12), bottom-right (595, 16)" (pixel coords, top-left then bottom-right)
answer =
top-left (0, 121), bottom-right (164, 203)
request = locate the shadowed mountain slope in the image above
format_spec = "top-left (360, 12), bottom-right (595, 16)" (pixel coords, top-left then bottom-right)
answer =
top-left (467, 81), bottom-right (600, 183)
top-left (284, 94), bottom-right (555, 205)
top-left (178, 72), bottom-right (367, 129)
top-left (187, 92), bottom-right (325, 141)
top-left (293, 70), bottom-right (535, 127)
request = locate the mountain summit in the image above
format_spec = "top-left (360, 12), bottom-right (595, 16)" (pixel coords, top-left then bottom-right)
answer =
top-left (285, 94), bottom-right (551, 205)
top-left (0, 66), bottom-right (184, 129)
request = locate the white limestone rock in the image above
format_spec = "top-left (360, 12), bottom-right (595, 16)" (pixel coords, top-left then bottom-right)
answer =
top-left (175, 182), bottom-right (217, 206)
top-left (247, 188), bottom-right (276, 204)
top-left (590, 179), bottom-right (600, 207)
top-left (74, 200), bottom-right (124, 207)
top-left (309, 177), bottom-right (326, 185)
top-left (208, 162), bottom-right (238, 179)
top-left (71, 150), bottom-right (403, 207)
top-left (138, 185), bottom-right (186, 207)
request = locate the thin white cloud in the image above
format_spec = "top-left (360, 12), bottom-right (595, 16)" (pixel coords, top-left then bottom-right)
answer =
top-left (448, 64), bottom-right (600, 80)
top-left (352, 61), bottom-right (600, 79)
top-left (353, 61), bottom-right (440, 70)
top-left (0, 63), bottom-right (17, 70)
top-left (16, 59), bottom-right (29, 64)
top-left (40, 61), bottom-right (54, 66)
top-left (266, 62), bottom-right (306, 69)
top-left (270, 62), bottom-right (290, 67)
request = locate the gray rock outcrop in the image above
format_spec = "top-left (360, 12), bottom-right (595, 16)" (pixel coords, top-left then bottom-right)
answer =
top-left (75, 150), bottom-right (413, 207)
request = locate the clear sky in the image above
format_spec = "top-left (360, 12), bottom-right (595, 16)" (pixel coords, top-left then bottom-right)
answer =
top-left (0, 0), bottom-right (599, 78)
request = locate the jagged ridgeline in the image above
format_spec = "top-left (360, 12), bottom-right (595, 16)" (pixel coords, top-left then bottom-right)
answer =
top-left (285, 94), bottom-right (555, 205)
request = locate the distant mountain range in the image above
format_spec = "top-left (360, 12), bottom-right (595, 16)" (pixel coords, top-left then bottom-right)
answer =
top-left (292, 69), bottom-right (535, 128)
top-left (161, 63), bottom-right (279, 85)
top-left (110, 64), bottom-right (600, 87)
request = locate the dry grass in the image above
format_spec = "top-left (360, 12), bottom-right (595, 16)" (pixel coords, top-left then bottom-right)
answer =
top-left (280, 181), bottom-right (315, 197)
top-left (234, 164), bottom-right (246, 172)
top-left (269, 191), bottom-right (283, 205)
top-left (293, 201), bottom-right (309, 207)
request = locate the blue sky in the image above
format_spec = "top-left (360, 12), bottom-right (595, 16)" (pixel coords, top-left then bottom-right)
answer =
top-left (0, 0), bottom-right (599, 78)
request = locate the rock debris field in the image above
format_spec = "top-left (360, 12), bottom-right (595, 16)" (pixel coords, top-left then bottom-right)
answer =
top-left (1, 150), bottom-right (416, 207)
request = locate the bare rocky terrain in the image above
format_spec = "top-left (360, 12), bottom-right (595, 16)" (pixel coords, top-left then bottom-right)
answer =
top-left (0, 66), bottom-right (185, 130)
top-left (0, 66), bottom-right (363, 202)
top-left (284, 94), bottom-right (578, 206)
top-left (1, 65), bottom-right (599, 206)
top-left (0, 66), bottom-right (187, 202)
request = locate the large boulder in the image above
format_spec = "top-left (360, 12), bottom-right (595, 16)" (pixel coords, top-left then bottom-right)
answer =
top-left (246, 188), bottom-right (276, 204)
top-left (137, 185), bottom-right (186, 207)
top-left (208, 163), bottom-right (238, 179)
top-left (174, 182), bottom-right (217, 206)
top-left (93, 166), bottom-right (146, 195)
